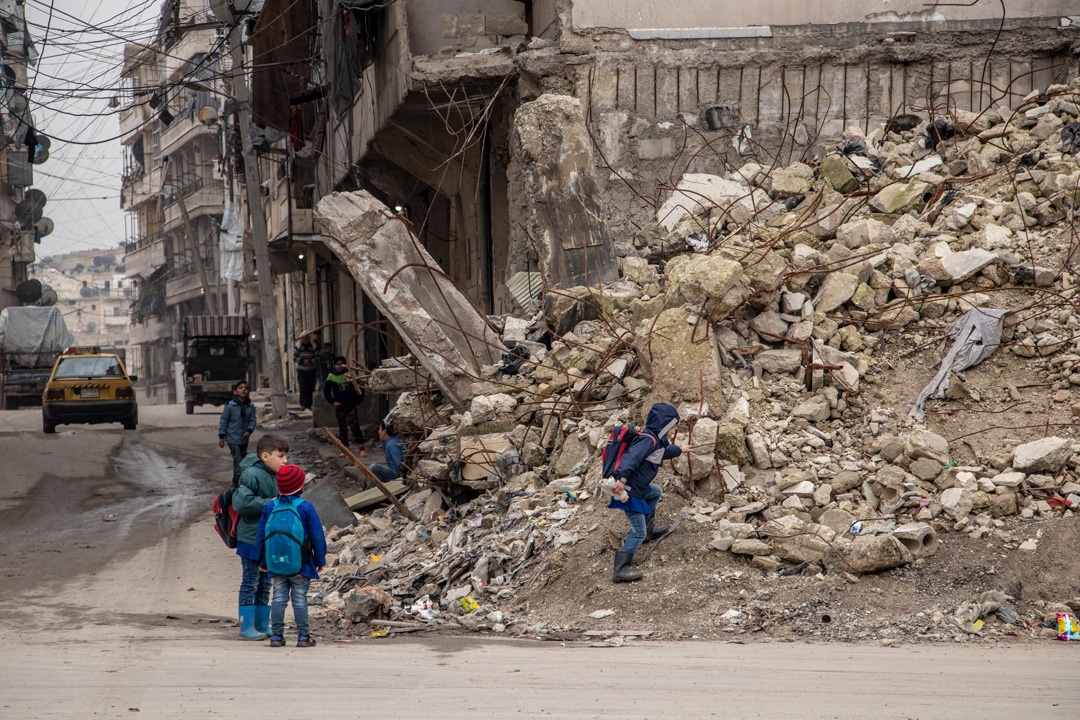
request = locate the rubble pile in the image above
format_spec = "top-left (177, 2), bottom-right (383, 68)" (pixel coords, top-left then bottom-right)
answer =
top-left (306, 79), bottom-right (1080, 643)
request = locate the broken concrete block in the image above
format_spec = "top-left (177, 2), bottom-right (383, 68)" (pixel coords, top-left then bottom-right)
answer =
top-left (510, 95), bottom-right (618, 291)
top-left (773, 534), bottom-right (830, 564)
top-left (669, 253), bottom-right (752, 323)
top-left (552, 433), bottom-right (591, 477)
top-left (769, 167), bottom-right (812, 198)
top-left (745, 431), bottom-right (772, 468)
top-left (730, 538), bottom-right (773, 556)
top-left (716, 422), bottom-right (751, 466)
top-left (836, 218), bottom-right (894, 249)
top-left (940, 248), bottom-right (996, 282)
top-left (636, 307), bottom-right (726, 411)
top-left (891, 522), bottom-right (939, 558)
top-left (757, 348), bottom-right (803, 375)
top-left (904, 428), bottom-right (951, 465)
top-left (815, 272), bottom-right (860, 313)
top-left (656, 174), bottom-right (766, 231)
top-left (940, 487), bottom-right (973, 519)
top-left (820, 155), bottom-right (858, 194)
top-left (830, 535), bottom-right (914, 574)
top-left (1012, 436), bottom-right (1072, 473)
top-left (869, 181), bottom-right (931, 214)
top-left (315, 191), bottom-right (504, 409)
top-left (792, 394), bottom-right (831, 422)
top-left (750, 310), bottom-right (789, 338)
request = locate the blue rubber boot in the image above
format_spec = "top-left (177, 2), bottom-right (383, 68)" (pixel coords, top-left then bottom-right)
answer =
top-left (253, 605), bottom-right (271, 636)
top-left (238, 606), bottom-right (267, 640)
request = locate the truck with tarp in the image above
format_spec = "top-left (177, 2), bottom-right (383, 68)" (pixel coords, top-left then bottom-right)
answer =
top-left (0, 306), bottom-right (74, 409)
top-left (182, 315), bottom-right (251, 414)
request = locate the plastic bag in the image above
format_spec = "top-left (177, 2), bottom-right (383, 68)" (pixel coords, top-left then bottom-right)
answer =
top-left (1057, 613), bottom-right (1080, 641)
top-left (600, 478), bottom-right (629, 503)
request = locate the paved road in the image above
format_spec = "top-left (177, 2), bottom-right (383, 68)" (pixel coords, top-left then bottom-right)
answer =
top-left (1, 404), bottom-right (1074, 720)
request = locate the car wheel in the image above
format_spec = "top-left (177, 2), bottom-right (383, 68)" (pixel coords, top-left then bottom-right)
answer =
top-left (43, 421), bottom-right (56, 434)
top-left (185, 401), bottom-right (195, 415)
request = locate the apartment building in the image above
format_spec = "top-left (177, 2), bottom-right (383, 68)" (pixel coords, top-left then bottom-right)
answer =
top-left (0, 0), bottom-right (42, 310)
top-left (119, 0), bottom-right (245, 404)
top-left (32, 249), bottom-right (131, 350)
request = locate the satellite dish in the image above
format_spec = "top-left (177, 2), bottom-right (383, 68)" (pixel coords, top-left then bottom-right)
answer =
top-left (15, 198), bottom-right (43, 229)
top-left (23, 188), bottom-right (46, 207)
top-left (30, 135), bottom-right (49, 165)
top-left (35, 217), bottom-right (54, 237)
top-left (15, 278), bottom-right (41, 304)
top-left (38, 287), bottom-right (58, 307)
top-left (198, 106), bottom-right (219, 125)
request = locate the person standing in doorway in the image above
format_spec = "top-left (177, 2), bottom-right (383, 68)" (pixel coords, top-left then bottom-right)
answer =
top-left (316, 341), bottom-right (334, 394)
top-left (293, 335), bottom-right (317, 410)
top-left (323, 356), bottom-right (366, 457)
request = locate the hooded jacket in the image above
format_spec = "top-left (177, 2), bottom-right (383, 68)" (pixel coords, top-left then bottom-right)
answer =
top-left (218, 396), bottom-right (256, 445)
top-left (232, 454), bottom-right (278, 554)
top-left (613, 403), bottom-right (683, 501)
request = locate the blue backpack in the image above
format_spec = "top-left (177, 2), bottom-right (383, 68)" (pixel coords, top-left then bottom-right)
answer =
top-left (264, 496), bottom-right (307, 576)
top-left (600, 426), bottom-right (657, 480)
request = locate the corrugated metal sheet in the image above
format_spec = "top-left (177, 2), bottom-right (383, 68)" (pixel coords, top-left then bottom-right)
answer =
top-left (182, 315), bottom-right (249, 337)
top-left (506, 271), bottom-right (542, 313)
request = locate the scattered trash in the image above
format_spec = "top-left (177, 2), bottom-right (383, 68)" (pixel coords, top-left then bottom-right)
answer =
top-left (460, 596), bottom-right (480, 614)
top-left (369, 626), bottom-right (389, 638)
top-left (589, 609), bottom-right (616, 619)
top-left (409, 595), bottom-right (439, 621)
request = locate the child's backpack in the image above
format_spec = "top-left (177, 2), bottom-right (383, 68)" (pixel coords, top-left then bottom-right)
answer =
top-left (600, 426), bottom-right (657, 479)
top-left (212, 488), bottom-right (239, 549)
top-left (263, 496), bottom-right (307, 576)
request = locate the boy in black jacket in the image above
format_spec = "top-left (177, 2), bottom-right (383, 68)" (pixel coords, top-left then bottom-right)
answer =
top-left (323, 356), bottom-right (366, 456)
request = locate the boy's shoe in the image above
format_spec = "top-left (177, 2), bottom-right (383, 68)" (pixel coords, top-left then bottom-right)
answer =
top-left (358, 448), bottom-right (367, 457)
top-left (296, 635), bottom-right (316, 647)
top-left (269, 635), bottom-right (285, 648)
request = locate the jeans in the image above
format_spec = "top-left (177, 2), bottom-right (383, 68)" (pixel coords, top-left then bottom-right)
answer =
top-left (227, 442), bottom-right (248, 486)
top-left (620, 482), bottom-right (663, 554)
top-left (239, 556), bottom-right (270, 606)
top-left (369, 463), bottom-right (400, 483)
top-left (271, 574), bottom-right (311, 637)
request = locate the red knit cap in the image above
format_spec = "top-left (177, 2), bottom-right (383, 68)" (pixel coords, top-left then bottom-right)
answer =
top-left (276, 464), bottom-right (305, 496)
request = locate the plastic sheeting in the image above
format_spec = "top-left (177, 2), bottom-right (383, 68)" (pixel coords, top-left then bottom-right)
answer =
top-left (909, 308), bottom-right (1011, 420)
top-left (0, 306), bottom-right (73, 365)
top-left (219, 188), bottom-right (245, 281)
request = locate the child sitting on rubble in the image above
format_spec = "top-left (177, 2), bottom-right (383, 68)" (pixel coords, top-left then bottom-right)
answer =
top-left (368, 419), bottom-right (407, 483)
top-left (608, 403), bottom-right (691, 583)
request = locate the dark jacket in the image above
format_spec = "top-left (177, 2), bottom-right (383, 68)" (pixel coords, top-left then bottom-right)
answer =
top-left (256, 495), bottom-right (328, 579)
top-left (233, 454), bottom-right (278, 552)
top-left (616, 403), bottom-right (683, 498)
top-left (218, 396), bottom-right (256, 444)
top-left (323, 371), bottom-right (364, 407)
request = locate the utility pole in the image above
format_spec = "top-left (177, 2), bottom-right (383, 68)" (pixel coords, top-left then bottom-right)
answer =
top-left (227, 23), bottom-right (287, 417)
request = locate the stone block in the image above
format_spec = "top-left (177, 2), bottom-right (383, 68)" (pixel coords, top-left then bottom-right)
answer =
top-left (869, 181), bottom-right (931, 214)
top-left (443, 14), bottom-right (485, 38)
top-left (1012, 436), bottom-right (1072, 473)
top-left (820, 154), bottom-right (858, 193)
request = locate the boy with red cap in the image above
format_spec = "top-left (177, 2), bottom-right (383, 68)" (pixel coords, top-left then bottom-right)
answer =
top-left (255, 463), bottom-right (327, 647)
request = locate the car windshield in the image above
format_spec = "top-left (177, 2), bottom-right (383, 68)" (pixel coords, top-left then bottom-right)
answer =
top-left (54, 356), bottom-right (124, 379)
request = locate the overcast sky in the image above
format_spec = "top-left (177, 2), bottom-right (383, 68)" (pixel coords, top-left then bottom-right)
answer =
top-left (26, 0), bottom-right (159, 260)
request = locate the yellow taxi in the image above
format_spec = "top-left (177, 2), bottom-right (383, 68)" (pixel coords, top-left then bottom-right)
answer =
top-left (41, 348), bottom-right (138, 433)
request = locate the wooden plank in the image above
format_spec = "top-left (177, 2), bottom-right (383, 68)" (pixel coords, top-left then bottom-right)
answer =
top-left (324, 427), bottom-right (416, 519)
top-left (344, 480), bottom-right (407, 511)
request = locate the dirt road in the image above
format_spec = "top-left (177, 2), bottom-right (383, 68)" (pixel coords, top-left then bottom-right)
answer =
top-left (0, 404), bottom-right (1074, 720)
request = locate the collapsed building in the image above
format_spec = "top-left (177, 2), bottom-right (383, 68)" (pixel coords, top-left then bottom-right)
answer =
top-left (119, 1), bottom-right (1080, 636)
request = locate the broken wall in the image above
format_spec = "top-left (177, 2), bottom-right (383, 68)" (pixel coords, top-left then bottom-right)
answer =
top-left (515, 16), bottom-right (1080, 250)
